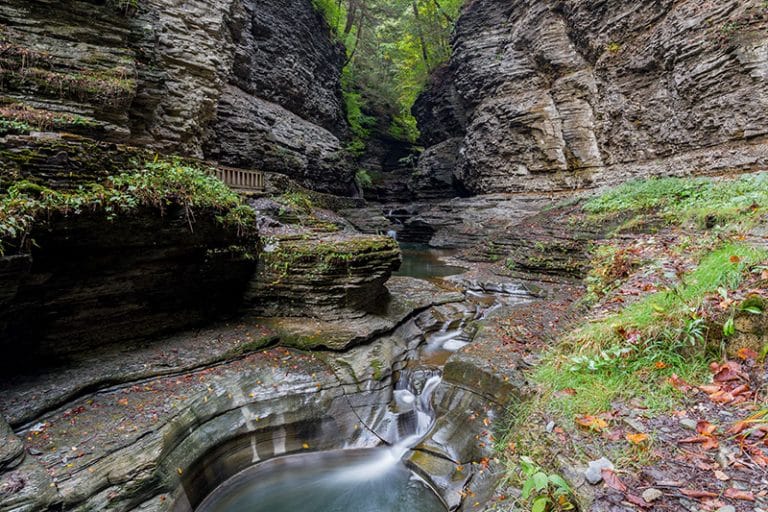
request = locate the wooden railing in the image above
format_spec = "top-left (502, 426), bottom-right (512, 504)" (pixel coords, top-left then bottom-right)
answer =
top-left (215, 168), bottom-right (266, 192)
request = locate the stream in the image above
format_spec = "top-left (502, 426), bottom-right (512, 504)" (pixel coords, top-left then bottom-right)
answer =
top-left (198, 375), bottom-right (446, 512)
top-left (195, 246), bottom-right (508, 512)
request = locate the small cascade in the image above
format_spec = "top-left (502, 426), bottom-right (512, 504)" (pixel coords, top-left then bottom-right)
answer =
top-left (334, 371), bottom-right (442, 483)
top-left (193, 245), bottom-right (534, 512)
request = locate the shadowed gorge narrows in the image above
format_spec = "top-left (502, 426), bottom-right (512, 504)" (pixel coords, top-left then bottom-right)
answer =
top-left (1, 0), bottom-right (768, 511)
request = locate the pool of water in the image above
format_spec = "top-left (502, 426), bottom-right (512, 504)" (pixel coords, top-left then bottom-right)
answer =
top-left (393, 243), bottom-right (466, 280)
top-left (196, 448), bottom-right (447, 512)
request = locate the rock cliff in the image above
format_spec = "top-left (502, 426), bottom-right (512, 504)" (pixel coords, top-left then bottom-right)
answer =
top-left (414, 0), bottom-right (768, 194)
top-left (0, 140), bottom-right (259, 368)
top-left (0, 0), bottom-right (354, 194)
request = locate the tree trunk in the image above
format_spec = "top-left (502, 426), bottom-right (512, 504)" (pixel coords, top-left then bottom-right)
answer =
top-left (411, 0), bottom-right (431, 71)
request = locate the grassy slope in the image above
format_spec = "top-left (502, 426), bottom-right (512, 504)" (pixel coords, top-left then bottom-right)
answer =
top-left (498, 174), bottom-right (768, 510)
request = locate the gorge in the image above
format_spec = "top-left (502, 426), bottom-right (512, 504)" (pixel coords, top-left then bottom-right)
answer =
top-left (1, 1), bottom-right (768, 511)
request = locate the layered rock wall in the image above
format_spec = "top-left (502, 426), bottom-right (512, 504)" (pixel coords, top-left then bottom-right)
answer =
top-left (415, 0), bottom-right (768, 194)
top-left (0, 0), bottom-right (354, 194)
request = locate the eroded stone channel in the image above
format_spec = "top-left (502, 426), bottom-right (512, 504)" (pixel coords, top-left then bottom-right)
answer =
top-left (169, 247), bottom-right (531, 512)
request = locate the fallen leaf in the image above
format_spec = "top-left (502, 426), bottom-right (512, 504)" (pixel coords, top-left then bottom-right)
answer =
top-left (626, 432), bottom-right (649, 445)
top-left (697, 421), bottom-right (717, 436)
top-left (723, 488), bottom-right (755, 501)
top-left (669, 374), bottom-right (692, 392)
top-left (699, 384), bottom-right (722, 394)
top-left (625, 494), bottom-right (651, 508)
top-left (712, 361), bottom-right (748, 383)
top-left (737, 347), bottom-right (759, 361)
top-left (713, 470), bottom-right (729, 481)
top-left (680, 489), bottom-right (718, 499)
top-left (576, 415), bottom-right (608, 432)
top-left (601, 469), bottom-right (627, 492)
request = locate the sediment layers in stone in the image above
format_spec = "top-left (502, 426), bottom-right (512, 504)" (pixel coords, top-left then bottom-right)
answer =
top-left (414, 0), bottom-right (768, 194)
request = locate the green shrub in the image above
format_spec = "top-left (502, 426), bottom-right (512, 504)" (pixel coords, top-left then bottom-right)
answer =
top-left (355, 169), bottom-right (373, 188)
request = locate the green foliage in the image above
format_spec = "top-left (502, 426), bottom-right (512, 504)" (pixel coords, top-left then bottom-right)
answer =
top-left (106, 0), bottom-right (139, 13)
top-left (313, 0), bottom-right (464, 144)
top-left (536, 242), bottom-right (766, 417)
top-left (277, 191), bottom-right (314, 213)
top-left (0, 101), bottom-right (98, 135)
top-left (518, 457), bottom-right (575, 512)
top-left (355, 168), bottom-right (373, 188)
top-left (0, 158), bottom-right (255, 255)
top-left (0, 119), bottom-right (33, 136)
top-left (584, 173), bottom-right (768, 231)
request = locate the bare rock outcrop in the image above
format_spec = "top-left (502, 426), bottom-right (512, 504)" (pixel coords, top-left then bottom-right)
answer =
top-left (0, 0), bottom-right (354, 194)
top-left (414, 0), bottom-right (768, 194)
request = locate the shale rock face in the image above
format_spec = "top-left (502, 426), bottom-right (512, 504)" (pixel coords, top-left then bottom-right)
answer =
top-left (0, 208), bottom-right (256, 367)
top-left (415, 0), bottom-right (768, 194)
top-left (0, 0), bottom-right (353, 194)
top-left (0, 141), bottom-right (258, 368)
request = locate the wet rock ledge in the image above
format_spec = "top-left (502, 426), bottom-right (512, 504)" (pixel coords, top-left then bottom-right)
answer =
top-left (0, 278), bottom-right (472, 512)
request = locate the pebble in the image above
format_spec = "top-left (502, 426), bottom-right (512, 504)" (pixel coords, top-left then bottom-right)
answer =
top-left (623, 417), bottom-right (645, 432)
top-left (716, 506), bottom-right (735, 512)
top-left (679, 418), bottom-right (698, 430)
top-left (717, 446), bottom-right (735, 468)
top-left (642, 488), bottom-right (663, 502)
top-left (584, 457), bottom-right (614, 485)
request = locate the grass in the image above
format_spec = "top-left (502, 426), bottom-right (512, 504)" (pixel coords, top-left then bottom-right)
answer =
top-left (584, 173), bottom-right (768, 231)
top-left (571, 243), bottom-right (766, 353)
top-left (496, 173), bottom-right (768, 494)
top-left (0, 158), bottom-right (256, 255)
top-left (498, 243), bottom-right (763, 488)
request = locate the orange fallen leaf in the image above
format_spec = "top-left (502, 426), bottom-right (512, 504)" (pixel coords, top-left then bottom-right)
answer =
top-left (699, 384), bottom-right (722, 394)
top-left (576, 415), bottom-right (608, 432)
top-left (737, 347), bottom-right (759, 361)
top-left (626, 432), bottom-right (649, 445)
top-left (697, 421), bottom-right (717, 436)
top-left (730, 255), bottom-right (741, 264)
top-left (680, 489), bottom-right (718, 499)
top-left (723, 488), bottom-right (755, 501)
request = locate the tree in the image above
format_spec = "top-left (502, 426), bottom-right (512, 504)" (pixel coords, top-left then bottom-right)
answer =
top-left (313, 0), bottom-right (464, 143)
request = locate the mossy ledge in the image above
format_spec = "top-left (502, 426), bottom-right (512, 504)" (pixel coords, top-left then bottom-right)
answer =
top-left (249, 234), bottom-right (401, 319)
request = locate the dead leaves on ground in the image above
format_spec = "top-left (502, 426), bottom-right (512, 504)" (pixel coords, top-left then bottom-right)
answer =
top-left (625, 432), bottom-right (649, 445)
top-left (679, 420), bottom-right (720, 450)
top-left (671, 360), bottom-right (755, 407)
top-left (575, 414), bottom-right (609, 432)
top-left (723, 488), bottom-right (755, 501)
top-left (601, 468), bottom-right (628, 492)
